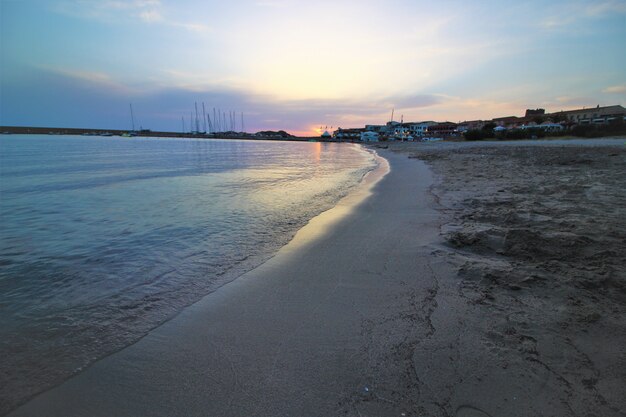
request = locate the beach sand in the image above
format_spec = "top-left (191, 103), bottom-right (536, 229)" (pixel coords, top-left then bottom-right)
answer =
top-left (8, 139), bottom-right (626, 417)
top-left (381, 139), bottom-right (626, 416)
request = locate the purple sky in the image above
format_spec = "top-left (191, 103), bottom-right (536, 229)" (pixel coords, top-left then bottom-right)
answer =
top-left (2, 0), bottom-right (625, 135)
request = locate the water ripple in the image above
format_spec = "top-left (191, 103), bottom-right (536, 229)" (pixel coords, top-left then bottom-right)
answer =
top-left (0, 135), bottom-right (376, 414)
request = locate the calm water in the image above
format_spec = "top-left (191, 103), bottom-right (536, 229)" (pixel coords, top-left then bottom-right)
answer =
top-left (0, 135), bottom-right (376, 412)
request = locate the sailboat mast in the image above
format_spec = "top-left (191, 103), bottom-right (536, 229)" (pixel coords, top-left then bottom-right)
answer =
top-left (241, 112), bottom-right (244, 133)
top-left (202, 103), bottom-right (207, 133)
top-left (390, 108), bottom-right (394, 123)
top-left (130, 103), bottom-right (135, 131)
top-left (194, 102), bottom-right (199, 133)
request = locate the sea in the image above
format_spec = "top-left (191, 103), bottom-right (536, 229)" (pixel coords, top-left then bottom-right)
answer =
top-left (0, 134), bottom-right (377, 413)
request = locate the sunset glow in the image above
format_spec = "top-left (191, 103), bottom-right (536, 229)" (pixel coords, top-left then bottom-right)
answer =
top-left (2, 0), bottom-right (625, 135)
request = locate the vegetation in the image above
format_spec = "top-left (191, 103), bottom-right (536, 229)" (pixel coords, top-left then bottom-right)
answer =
top-left (571, 118), bottom-right (626, 138)
top-left (550, 112), bottom-right (567, 123)
top-left (464, 118), bottom-right (626, 141)
top-left (463, 129), bottom-right (486, 141)
top-left (255, 130), bottom-right (294, 138)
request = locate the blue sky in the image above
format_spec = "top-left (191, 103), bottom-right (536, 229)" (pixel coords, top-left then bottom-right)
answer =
top-left (1, 0), bottom-right (625, 135)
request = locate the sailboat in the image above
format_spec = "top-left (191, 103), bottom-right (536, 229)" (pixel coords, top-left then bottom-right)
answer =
top-left (122, 104), bottom-right (138, 137)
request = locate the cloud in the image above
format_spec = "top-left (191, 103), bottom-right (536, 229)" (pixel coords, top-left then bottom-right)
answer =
top-left (39, 66), bottom-right (136, 95)
top-left (7, 63), bottom-right (554, 134)
top-left (2, 64), bottom-right (447, 134)
top-left (55, 0), bottom-right (161, 20)
top-left (139, 9), bottom-right (163, 23)
top-left (539, 0), bottom-right (626, 30)
top-left (382, 94), bottom-right (444, 110)
top-left (584, 0), bottom-right (626, 16)
top-left (5, 63), bottom-right (612, 136)
top-left (169, 21), bottom-right (211, 33)
top-left (602, 85), bottom-right (626, 94)
top-left (54, 0), bottom-right (210, 33)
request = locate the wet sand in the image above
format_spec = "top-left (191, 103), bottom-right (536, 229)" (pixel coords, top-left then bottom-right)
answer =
top-left (9, 139), bottom-right (626, 417)
top-left (9, 150), bottom-right (446, 417)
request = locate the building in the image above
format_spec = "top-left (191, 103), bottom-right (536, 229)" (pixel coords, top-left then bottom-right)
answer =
top-left (404, 121), bottom-right (436, 137)
top-left (456, 120), bottom-right (485, 132)
top-left (492, 116), bottom-right (520, 128)
top-left (552, 105), bottom-right (626, 125)
top-left (360, 131), bottom-right (379, 142)
top-left (333, 128), bottom-right (364, 140)
top-left (525, 108), bottom-right (545, 118)
top-left (376, 121), bottom-right (402, 140)
top-left (517, 122), bottom-right (563, 132)
top-left (365, 124), bottom-right (385, 132)
top-left (426, 122), bottom-right (458, 137)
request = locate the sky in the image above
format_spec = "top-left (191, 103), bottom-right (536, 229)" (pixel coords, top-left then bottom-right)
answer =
top-left (1, 0), bottom-right (625, 135)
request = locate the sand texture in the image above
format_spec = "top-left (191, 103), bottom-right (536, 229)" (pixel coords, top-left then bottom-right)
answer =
top-left (382, 139), bottom-right (626, 416)
top-left (7, 140), bottom-right (626, 417)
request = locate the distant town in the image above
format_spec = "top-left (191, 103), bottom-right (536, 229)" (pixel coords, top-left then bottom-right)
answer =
top-left (330, 104), bottom-right (626, 142)
top-left (2, 104), bottom-right (625, 142)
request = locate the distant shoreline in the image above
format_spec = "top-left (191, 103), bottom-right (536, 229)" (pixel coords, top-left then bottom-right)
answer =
top-left (0, 126), bottom-right (322, 142)
top-left (4, 126), bottom-right (624, 143)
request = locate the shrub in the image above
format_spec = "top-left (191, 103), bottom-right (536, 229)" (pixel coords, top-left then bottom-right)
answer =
top-left (572, 125), bottom-right (595, 137)
top-left (464, 129), bottom-right (485, 140)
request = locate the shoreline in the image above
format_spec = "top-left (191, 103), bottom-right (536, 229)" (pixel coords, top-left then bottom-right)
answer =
top-left (8, 139), bottom-right (625, 416)
top-left (3, 128), bottom-right (626, 144)
top-left (9, 149), bottom-right (446, 417)
top-left (0, 127), bottom-right (319, 142)
top-left (0, 141), bottom-right (380, 415)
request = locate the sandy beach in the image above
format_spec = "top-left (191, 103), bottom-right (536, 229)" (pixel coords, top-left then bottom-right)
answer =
top-left (381, 138), bottom-right (626, 416)
top-left (8, 139), bottom-right (626, 417)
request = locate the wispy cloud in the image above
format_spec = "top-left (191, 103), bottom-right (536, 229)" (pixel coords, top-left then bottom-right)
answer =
top-left (602, 85), bottom-right (626, 94)
top-left (7, 64), bottom-right (447, 134)
top-left (55, 0), bottom-right (161, 20)
top-left (40, 66), bottom-right (136, 94)
top-left (54, 0), bottom-right (210, 33)
top-left (539, 0), bottom-right (626, 30)
top-left (536, 95), bottom-right (600, 112)
top-left (138, 9), bottom-right (163, 23)
top-left (169, 21), bottom-right (211, 33)
top-left (584, 0), bottom-right (626, 16)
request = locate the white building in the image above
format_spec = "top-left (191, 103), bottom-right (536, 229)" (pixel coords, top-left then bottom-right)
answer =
top-left (406, 121), bottom-right (436, 137)
top-left (558, 105), bottom-right (626, 125)
top-left (365, 124), bottom-right (385, 132)
top-left (360, 131), bottom-right (379, 142)
top-left (519, 122), bottom-right (564, 132)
